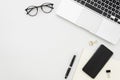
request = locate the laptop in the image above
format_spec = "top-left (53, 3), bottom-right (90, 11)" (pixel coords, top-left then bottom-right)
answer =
top-left (56, 0), bottom-right (120, 44)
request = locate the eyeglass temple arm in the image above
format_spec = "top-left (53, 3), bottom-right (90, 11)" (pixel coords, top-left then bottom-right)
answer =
top-left (37, 3), bottom-right (54, 9)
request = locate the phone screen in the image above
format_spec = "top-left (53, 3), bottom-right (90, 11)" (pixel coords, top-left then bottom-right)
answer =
top-left (82, 45), bottom-right (113, 78)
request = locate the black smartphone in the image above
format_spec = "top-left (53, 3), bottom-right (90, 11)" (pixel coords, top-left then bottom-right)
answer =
top-left (82, 44), bottom-right (113, 78)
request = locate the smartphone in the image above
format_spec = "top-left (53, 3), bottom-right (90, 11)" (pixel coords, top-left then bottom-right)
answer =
top-left (82, 44), bottom-right (113, 78)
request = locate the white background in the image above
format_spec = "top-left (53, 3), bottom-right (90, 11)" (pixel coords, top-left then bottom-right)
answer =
top-left (0, 0), bottom-right (120, 80)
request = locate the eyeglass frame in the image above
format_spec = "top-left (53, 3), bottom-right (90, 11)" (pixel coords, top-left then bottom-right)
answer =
top-left (25, 2), bottom-right (54, 16)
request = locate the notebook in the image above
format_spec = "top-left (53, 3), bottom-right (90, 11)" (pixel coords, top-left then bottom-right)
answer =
top-left (72, 48), bottom-right (120, 80)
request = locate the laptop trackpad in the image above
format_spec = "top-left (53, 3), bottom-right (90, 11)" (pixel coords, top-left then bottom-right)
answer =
top-left (96, 19), bottom-right (120, 44)
top-left (75, 9), bottom-right (103, 33)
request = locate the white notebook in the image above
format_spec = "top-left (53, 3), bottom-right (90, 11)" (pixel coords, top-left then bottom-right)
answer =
top-left (72, 48), bottom-right (120, 80)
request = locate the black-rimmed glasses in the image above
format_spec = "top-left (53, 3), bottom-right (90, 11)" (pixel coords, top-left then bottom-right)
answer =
top-left (25, 2), bottom-right (54, 16)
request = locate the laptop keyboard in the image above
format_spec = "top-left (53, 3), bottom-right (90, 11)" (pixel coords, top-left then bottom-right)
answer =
top-left (74, 0), bottom-right (120, 24)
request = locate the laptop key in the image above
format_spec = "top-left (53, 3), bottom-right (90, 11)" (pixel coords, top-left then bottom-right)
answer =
top-left (90, 1), bottom-right (94, 5)
top-left (112, 12), bottom-right (115, 16)
top-left (101, 7), bottom-right (104, 10)
top-left (116, 2), bottom-right (119, 5)
top-left (97, 5), bottom-right (101, 8)
top-left (105, 4), bottom-right (108, 8)
top-left (115, 10), bottom-right (119, 14)
top-left (116, 14), bottom-right (120, 19)
top-left (81, 1), bottom-right (85, 5)
top-left (108, 6), bottom-right (112, 10)
top-left (112, 0), bottom-right (116, 3)
top-left (101, 2), bottom-right (105, 6)
top-left (109, 2), bottom-right (112, 6)
top-left (103, 12), bottom-right (107, 16)
top-left (107, 14), bottom-right (111, 18)
top-left (105, 0), bottom-right (109, 4)
top-left (97, 1), bottom-right (101, 4)
top-left (116, 6), bottom-right (120, 9)
top-left (85, 3), bottom-right (103, 14)
top-left (114, 18), bottom-right (118, 22)
top-left (94, 3), bottom-right (97, 7)
top-left (112, 4), bottom-right (116, 7)
top-left (105, 8), bottom-right (108, 12)
top-left (87, 0), bottom-right (90, 3)
top-left (108, 10), bottom-right (112, 14)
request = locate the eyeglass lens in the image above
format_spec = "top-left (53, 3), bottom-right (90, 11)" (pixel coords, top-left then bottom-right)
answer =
top-left (26, 6), bottom-right (38, 16)
top-left (41, 3), bottom-right (54, 13)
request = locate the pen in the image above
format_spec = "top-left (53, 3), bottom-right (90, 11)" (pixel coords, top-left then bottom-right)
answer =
top-left (65, 55), bottom-right (76, 79)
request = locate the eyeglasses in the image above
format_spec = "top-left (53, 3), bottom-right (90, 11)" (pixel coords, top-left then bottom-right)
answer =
top-left (25, 2), bottom-right (54, 16)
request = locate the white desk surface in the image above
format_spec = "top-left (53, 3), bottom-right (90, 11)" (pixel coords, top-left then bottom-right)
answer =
top-left (0, 0), bottom-right (120, 80)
